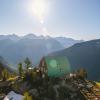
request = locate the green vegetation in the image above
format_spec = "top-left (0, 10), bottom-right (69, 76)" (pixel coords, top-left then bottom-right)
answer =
top-left (23, 92), bottom-right (32, 100)
top-left (77, 68), bottom-right (87, 79)
top-left (2, 69), bottom-right (9, 81)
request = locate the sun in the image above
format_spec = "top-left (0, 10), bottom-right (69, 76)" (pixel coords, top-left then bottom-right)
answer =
top-left (31, 0), bottom-right (48, 21)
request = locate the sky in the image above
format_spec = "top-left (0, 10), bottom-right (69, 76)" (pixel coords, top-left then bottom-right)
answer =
top-left (0, 0), bottom-right (100, 40)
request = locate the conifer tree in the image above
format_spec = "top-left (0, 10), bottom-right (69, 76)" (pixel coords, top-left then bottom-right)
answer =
top-left (18, 62), bottom-right (23, 77)
top-left (24, 57), bottom-right (32, 69)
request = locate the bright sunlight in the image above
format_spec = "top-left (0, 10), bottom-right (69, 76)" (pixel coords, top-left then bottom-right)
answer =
top-left (30, 0), bottom-right (48, 23)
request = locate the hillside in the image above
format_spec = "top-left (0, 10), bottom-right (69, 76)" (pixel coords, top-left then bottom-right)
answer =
top-left (0, 56), bottom-right (12, 75)
top-left (0, 66), bottom-right (99, 100)
top-left (49, 39), bottom-right (100, 80)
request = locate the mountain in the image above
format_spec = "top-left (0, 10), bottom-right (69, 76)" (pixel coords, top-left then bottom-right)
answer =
top-left (0, 34), bottom-right (83, 69)
top-left (48, 39), bottom-right (100, 80)
top-left (0, 34), bottom-right (19, 41)
top-left (22, 33), bottom-right (38, 39)
top-left (55, 37), bottom-right (83, 48)
top-left (0, 34), bottom-right (64, 68)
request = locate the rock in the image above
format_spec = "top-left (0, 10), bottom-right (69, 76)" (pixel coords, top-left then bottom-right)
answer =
top-left (29, 89), bottom-right (39, 97)
top-left (3, 91), bottom-right (23, 100)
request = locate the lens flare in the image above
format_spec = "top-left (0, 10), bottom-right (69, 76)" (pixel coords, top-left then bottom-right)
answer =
top-left (29, 0), bottom-right (50, 36)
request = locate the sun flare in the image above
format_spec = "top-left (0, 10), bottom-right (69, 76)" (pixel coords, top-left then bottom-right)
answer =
top-left (28, 0), bottom-right (50, 36)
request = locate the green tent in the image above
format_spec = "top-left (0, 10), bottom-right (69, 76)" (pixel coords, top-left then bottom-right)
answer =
top-left (45, 56), bottom-right (71, 77)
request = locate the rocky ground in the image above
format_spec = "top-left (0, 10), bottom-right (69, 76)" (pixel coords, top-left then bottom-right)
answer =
top-left (0, 75), bottom-right (86, 100)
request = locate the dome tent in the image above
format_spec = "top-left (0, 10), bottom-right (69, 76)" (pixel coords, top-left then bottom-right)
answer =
top-left (39, 56), bottom-right (71, 77)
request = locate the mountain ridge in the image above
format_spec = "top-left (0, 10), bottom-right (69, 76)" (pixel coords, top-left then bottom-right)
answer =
top-left (48, 39), bottom-right (100, 80)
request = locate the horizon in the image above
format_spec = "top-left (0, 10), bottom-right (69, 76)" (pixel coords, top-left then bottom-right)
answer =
top-left (0, 0), bottom-right (100, 40)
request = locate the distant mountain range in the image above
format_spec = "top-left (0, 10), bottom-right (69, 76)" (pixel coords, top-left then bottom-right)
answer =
top-left (0, 34), bottom-right (82, 68)
top-left (55, 37), bottom-right (83, 48)
top-left (49, 39), bottom-right (100, 80)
